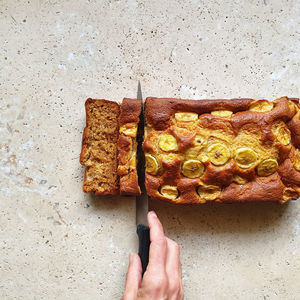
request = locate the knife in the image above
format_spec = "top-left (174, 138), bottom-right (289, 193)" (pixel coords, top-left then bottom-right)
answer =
top-left (136, 81), bottom-right (150, 276)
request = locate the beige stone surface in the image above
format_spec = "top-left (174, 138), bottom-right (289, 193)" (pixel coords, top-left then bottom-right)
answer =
top-left (1, 0), bottom-right (300, 299)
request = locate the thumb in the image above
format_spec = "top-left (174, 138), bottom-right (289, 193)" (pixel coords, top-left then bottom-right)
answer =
top-left (123, 253), bottom-right (142, 300)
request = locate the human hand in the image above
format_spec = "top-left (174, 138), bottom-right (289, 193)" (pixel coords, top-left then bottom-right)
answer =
top-left (123, 211), bottom-right (183, 300)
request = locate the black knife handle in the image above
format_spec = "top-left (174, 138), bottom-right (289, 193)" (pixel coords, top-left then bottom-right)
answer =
top-left (137, 224), bottom-right (150, 276)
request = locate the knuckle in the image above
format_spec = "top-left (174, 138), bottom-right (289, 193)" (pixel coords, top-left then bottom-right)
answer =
top-left (169, 282), bottom-right (180, 296)
top-left (179, 291), bottom-right (184, 299)
top-left (173, 241), bottom-right (180, 253)
top-left (154, 236), bottom-right (167, 248)
top-left (125, 270), bottom-right (131, 282)
top-left (167, 238), bottom-right (180, 252)
top-left (149, 274), bottom-right (168, 292)
top-left (122, 291), bottom-right (133, 300)
top-left (178, 285), bottom-right (184, 299)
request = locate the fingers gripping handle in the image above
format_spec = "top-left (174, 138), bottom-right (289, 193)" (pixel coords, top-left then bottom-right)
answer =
top-left (137, 224), bottom-right (150, 276)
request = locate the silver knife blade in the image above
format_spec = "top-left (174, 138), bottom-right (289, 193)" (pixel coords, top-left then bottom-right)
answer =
top-left (136, 81), bottom-right (148, 226)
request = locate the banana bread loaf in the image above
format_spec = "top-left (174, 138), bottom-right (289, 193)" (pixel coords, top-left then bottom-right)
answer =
top-left (143, 96), bottom-right (300, 204)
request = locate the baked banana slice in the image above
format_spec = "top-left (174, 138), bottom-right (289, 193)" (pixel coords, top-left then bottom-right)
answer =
top-left (159, 134), bottom-right (178, 152)
top-left (160, 185), bottom-right (179, 200)
top-left (185, 135), bottom-right (206, 159)
top-left (283, 187), bottom-right (299, 201)
top-left (194, 135), bottom-right (205, 146)
top-left (272, 123), bottom-right (291, 146)
top-left (145, 154), bottom-right (159, 175)
top-left (129, 154), bottom-right (136, 168)
top-left (117, 165), bottom-right (128, 176)
top-left (232, 174), bottom-right (248, 185)
top-left (249, 100), bottom-right (274, 112)
top-left (185, 146), bottom-right (202, 160)
top-left (211, 110), bottom-right (233, 117)
top-left (175, 112), bottom-right (198, 122)
top-left (256, 158), bottom-right (278, 176)
top-left (197, 184), bottom-right (221, 200)
top-left (234, 147), bottom-right (257, 169)
top-left (119, 125), bottom-right (137, 137)
top-left (207, 142), bottom-right (231, 166)
top-left (181, 159), bottom-right (205, 178)
top-left (293, 149), bottom-right (300, 171)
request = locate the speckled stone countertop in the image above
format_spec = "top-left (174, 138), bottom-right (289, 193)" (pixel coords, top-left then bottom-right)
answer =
top-left (1, 0), bottom-right (300, 299)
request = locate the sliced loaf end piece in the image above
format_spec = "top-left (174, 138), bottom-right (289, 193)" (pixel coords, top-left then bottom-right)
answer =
top-left (80, 98), bottom-right (120, 195)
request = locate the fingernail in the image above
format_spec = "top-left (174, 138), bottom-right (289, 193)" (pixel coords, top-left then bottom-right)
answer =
top-left (149, 211), bottom-right (157, 217)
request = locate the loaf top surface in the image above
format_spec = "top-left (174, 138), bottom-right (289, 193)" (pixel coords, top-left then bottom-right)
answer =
top-left (143, 97), bottom-right (300, 204)
top-left (119, 98), bottom-right (141, 126)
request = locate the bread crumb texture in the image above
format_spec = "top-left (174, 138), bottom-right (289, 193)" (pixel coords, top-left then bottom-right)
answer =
top-left (80, 99), bottom-right (120, 195)
top-left (144, 97), bottom-right (300, 204)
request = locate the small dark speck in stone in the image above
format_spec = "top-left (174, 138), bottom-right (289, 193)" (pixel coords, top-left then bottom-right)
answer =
top-left (39, 179), bottom-right (47, 184)
top-left (23, 19), bottom-right (26, 23)
top-left (84, 203), bottom-right (90, 208)
top-left (5, 57), bottom-right (7, 60)
top-left (225, 64), bottom-right (228, 68)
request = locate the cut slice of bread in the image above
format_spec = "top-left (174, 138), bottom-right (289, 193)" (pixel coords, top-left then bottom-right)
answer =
top-left (117, 98), bottom-right (142, 195)
top-left (80, 99), bottom-right (120, 195)
top-left (80, 98), bottom-right (141, 195)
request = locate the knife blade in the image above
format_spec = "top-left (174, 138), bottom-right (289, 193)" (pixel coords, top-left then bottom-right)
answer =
top-left (136, 81), bottom-right (150, 276)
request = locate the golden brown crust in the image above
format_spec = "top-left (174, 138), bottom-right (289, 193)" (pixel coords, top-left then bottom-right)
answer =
top-left (118, 134), bottom-right (132, 165)
top-left (146, 97), bottom-right (253, 131)
top-left (119, 98), bottom-right (142, 125)
top-left (80, 99), bottom-right (120, 195)
top-left (288, 110), bottom-right (300, 148)
top-left (117, 98), bottom-right (142, 195)
top-left (144, 96), bottom-right (300, 204)
top-left (220, 173), bottom-right (285, 203)
top-left (120, 171), bottom-right (140, 195)
top-left (278, 158), bottom-right (300, 186)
